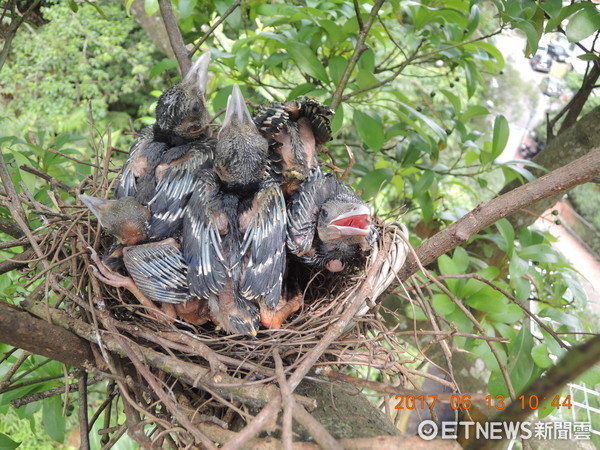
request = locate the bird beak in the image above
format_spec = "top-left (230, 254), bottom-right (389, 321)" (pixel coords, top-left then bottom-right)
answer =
top-left (327, 204), bottom-right (372, 237)
top-left (79, 195), bottom-right (110, 228)
top-left (221, 84), bottom-right (257, 135)
top-left (184, 51), bottom-right (210, 94)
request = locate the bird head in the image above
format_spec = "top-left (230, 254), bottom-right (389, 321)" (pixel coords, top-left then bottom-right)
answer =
top-left (80, 195), bottom-right (150, 246)
top-left (155, 51), bottom-right (211, 139)
top-left (215, 84), bottom-right (269, 188)
top-left (317, 200), bottom-right (372, 243)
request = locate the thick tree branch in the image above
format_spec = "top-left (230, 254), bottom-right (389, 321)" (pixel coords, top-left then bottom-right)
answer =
top-left (0, 302), bottom-right (95, 368)
top-left (21, 301), bottom-right (317, 411)
top-left (158, 0), bottom-right (190, 76)
top-left (399, 148), bottom-right (600, 280)
top-left (0, 216), bottom-right (25, 238)
top-left (549, 61), bottom-right (600, 138)
top-left (0, 248), bottom-right (36, 275)
top-left (505, 105), bottom-right (600, 228)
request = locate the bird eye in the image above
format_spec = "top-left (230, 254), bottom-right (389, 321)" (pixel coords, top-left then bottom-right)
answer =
top-left (192, 102), bottom-right (201, 113)
top-left (321, 209), bottom-right (328, 218)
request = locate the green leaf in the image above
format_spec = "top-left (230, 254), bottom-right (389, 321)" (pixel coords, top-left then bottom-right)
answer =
top-left (462, 60), bottom-right (479, 98)
top-left (491, 115), bottom-right (509, 159)
top-left (397, 102), bottom-right (447, 141)
top-left (438, 254), bottom-right (458, 276)
top-left (566, 6), bottom-right (600, 43)
top-left (355, 69), bottom-right (378, 89)
top-left (464, 5), bottom-right (480, 38)
top-left (413, 170), bottom-right (435, 194)
top-left (285, 42), bottom-right (329, 83)
top-left (358, 48), bottom-right (375, 72)
top-left (538, 308), bottom-right (581, 330)
top-left (453, 247), bottom-right (470, 273)
top-left (509, 253), bottom-right (528, 280)
top-left (440, 89), bottom-right (461, 112)
top-left (144, 0), bottom-right (159, 16)
top-left (42, 396), bottom-right (65, 442)
top-left (515, 19), bottom-right (539, 55)
top-left (460, 104), bottom-right (489, 122)
top-left (416, 192), bottom-right (434, 222)
top-left (353, 110), bottom-right (384, 151)
top-left (495, 218), bottom-right (515, 255)
top-left (488, 304), bottom-right (524, 323)
top-left (473, 42), bottom-right (505, 72)
top-left (178, 0), bottom-right (197, 20)
top-left (518, 244), bottom-right (559, 263)
top-left (539, 0), bottom-right (562, 18)
top-left (531, 344), bottom-right (553, 369)
top-left (466, 287), bottom-right (506, 313)
top-left (149, 59), bottom-right (178, 79)
top-left (287, 83), bottom-right (316, 100)
top-left (433, 294), bottom-right (456, 315)
top-left (507, 327), bottom-right (535, 394)
top-left (356, 167), bottom-right (393, 200)
top-left (329, 56), bottom-right (347, 86)
top-left (578, 52), bottom-right (600, 61)
top-left (331, 104), bottom-right (344, 135)
top-left (212, 85), bottom-right (234, 112)
top-left (0, 433), bottom-right (20, 450)
top-left (439, 253), bottom-right (461, 292)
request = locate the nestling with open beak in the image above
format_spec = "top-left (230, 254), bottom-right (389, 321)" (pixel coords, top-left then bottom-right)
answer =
top-left (287, 168), bottom-right (376, 273)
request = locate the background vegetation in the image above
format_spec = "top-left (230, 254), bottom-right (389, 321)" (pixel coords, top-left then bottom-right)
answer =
top-left (1, 0), bottom-right (599, 447)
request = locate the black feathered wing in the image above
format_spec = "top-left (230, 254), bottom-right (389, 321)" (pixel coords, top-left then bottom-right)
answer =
top-left (286, 169), bottom-right (330, 257)
top-left (182, 171), bottom-right (229, 300)
top-left (122, 240), bottom-right (189, 304)
top-left (147, 148), bottom-right (213, 240)
top-left (239, 181), bottom-right (287, 311)
top-left (116, 127), bottom-right (167, 200)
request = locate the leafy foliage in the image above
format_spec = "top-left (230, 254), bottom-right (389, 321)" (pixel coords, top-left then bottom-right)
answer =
top-left (1, 0), bottom-right (599, 445)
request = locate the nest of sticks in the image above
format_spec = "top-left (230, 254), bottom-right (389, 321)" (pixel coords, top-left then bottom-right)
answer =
top-left (1, 131), bottom-right (458, 448)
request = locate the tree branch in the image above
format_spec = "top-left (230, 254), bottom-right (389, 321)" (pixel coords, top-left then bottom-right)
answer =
top-left (0, 301), bottom-right (95, 368)
top-left (158, 0), bottom-right (190, 76)
top-left (399, 148), bottom-right (600, 280)
top-left (0, 0), bottom-right (41, 75)
top-left (467, 334), bottom-right (600, 450)
top-left (330, 0), bottom-right (385, 110)
top-left (21, 301), bottom-right (317, 411)
top-left (188, 0), bottom-right (241, 58)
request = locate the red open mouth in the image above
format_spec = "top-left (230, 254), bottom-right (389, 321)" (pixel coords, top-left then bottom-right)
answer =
top-left (330, 214), bottom-right (370, 230)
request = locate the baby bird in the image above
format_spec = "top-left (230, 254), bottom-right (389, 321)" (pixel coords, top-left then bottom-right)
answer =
top-left (254, 98), bottom-right (333, 197)
top-left (80, 195), bottom-right (150, 246)
top-left (287, 169), bottom-right (376, 273)
top-left (117, 51), bottom-right (213, 204)
top-left (183, 85), bottom-right (288, 335)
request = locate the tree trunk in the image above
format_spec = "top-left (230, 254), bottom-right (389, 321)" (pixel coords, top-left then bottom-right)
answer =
top-left (504, 105), bottom-right (600, 229)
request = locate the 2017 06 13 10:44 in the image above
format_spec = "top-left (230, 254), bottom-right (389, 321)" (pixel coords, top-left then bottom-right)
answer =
top-left (393, 393), bottom-right (573, 410)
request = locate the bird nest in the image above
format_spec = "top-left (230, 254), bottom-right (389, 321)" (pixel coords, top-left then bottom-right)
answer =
top-left (1, 138), bottom-right (429, 447)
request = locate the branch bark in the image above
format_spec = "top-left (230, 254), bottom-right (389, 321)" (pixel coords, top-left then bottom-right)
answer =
top-left (505, 105), bottom-right (600, 228)
top-left (0, 302), bottom-right (95, 368)
top-left (158, 0), bottom-right (190, 76)
top-left (330, 0), bottom-right (385, 110)
top-left (399, 147), bottom-right (600, 280)
top-left (550, 60), bottom-right (600, 138)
